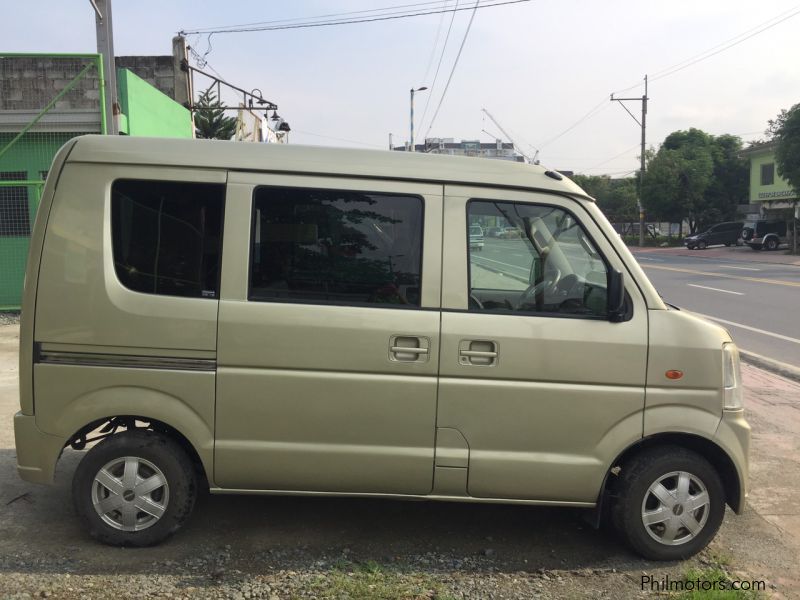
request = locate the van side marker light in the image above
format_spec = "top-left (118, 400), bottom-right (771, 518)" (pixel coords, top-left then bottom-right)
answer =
top-left (665, 370), bottom-right (684, 380)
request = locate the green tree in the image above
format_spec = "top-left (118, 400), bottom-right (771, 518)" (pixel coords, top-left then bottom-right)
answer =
top-left (642, 128), bottom-right (746, 233)
top-left (773, 103), bottom-right (800, 253)
top-left (573, 175), bottom-right (638, 223)
top-left (194, 88), bottom-right (236, 140)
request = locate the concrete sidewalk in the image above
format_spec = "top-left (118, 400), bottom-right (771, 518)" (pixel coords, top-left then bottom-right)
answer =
top-left (630, 244), bottom-right (800, 266)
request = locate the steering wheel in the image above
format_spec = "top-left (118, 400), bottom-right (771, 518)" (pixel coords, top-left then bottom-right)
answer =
top-left (515, 268), bottom-right (561, 311)
top-left (468, 293), bottom-right (484, 310)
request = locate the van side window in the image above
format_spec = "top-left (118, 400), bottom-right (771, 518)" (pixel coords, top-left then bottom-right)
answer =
top-left (249, 187), bottom-right (423, 307)
top-left (111, 179), bottom-right (225, 299)
top-left (467, 200), bottom-right (609, 318)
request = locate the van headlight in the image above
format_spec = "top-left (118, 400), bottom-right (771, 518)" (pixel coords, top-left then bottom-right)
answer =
top-left (722, 342), bottom-right (743, 410)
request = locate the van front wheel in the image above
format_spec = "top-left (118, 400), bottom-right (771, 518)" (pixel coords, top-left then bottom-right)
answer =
top-left (612, 447), bottom-right (725, 561)
top-left (72, 430), bottom-right (197, 547)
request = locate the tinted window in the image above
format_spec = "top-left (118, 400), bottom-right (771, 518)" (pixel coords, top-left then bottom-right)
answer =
top-left (761, 163), bottom-right (774, 185)
top-left (250, 187), bottom-right (423, 307)
top-left (0, 172), bottom-right (31, 236)
top-left (468, 200), bottom-right (608, 317)
top-left (111, 179), bottom-right (224, 298)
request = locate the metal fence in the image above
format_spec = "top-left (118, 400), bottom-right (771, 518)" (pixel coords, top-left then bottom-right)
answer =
top-left (0, 53), bottom-right (106, 310)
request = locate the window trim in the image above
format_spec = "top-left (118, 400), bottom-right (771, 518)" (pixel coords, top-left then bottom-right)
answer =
top-left (247, 184), bottom-right (426, 310)
top-left (465, 197), bottom-right (615, 321)
top-left (109, 178), bottom-right (226, 300)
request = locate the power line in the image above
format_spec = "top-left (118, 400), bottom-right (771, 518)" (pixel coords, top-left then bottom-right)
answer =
top-left (183, 0), bottom-right (464, 33)
top-left (424, 0), bottom-right (480, 138)
top-left (420, 2), bottom-right (449, 93)
top-left (180, 0), bottom-right (530, 36)
top-left (538, 99), bottom-right (609, 149)
top-left (418, 0), bottom-right (460, 134)
top-left (581, 143), bottom-right (641, 172)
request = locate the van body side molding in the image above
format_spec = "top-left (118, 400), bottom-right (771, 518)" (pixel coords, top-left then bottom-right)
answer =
top-left (35, 350), bottom-right (216, 372)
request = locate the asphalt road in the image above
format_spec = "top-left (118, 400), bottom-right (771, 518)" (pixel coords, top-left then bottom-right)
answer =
top-left (630, 249), bottom-right (800, 367)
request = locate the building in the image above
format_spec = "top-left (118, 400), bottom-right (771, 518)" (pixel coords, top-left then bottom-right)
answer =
top-left (394, 138), bottom-right (526, 162)
top-left (740, 140), bottom-right (799, 220)
top-left (0, 51), bottom-right (192, 309)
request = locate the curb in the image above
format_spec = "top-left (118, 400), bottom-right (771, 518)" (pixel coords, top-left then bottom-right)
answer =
top-left (739, 349), bottom-right (800, 384)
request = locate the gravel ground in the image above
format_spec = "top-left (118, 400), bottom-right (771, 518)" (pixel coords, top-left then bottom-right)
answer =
top-left (1, 322), bottom-right (797, 599)
top-left (0, 313), bottom-right (19, 326)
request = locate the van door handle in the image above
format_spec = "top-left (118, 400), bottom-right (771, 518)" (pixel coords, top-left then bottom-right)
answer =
top-left (389, 335), bottom-right (430, 363)
top-left (459, 340), bottom-right (498, 366)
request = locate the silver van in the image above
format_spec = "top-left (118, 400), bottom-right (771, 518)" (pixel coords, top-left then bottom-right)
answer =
top-left (14, 136), bottom-right (749, 560)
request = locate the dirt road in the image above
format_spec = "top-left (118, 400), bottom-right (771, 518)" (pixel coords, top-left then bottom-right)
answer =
top-left (1, 322), bottom-right (798, 598)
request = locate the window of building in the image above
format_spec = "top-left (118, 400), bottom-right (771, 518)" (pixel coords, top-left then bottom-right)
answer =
top-left (0, 172), bottom-right (31, 237)
top-left (250, 187), bottom-right (423, 307)
top-left (467, 200), bottom-right (608, 318)
top-left (761, 163), bottom-right (775, 186)
top-left (111, 179), bottom-right (224, 298)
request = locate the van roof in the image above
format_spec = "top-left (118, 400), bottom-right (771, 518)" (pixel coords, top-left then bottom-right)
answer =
top-left (67, 135), bottom-right (592, 200)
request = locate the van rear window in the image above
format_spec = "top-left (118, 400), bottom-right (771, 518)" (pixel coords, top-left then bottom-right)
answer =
top-left (249, 187), bottom-right (423, 307)
top-left (111, 179), bottom-right (224, 299)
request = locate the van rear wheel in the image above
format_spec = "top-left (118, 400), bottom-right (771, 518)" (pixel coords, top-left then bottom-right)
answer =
top-left (611, 446), bottom-right (725, 561)
top-left (72, 430), bottom-right (197, 547)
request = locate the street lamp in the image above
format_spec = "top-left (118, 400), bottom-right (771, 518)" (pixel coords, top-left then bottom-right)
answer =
top-left (409, 86), bottom-right (428, 152)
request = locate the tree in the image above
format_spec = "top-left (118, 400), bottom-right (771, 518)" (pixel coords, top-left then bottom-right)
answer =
top-left (641, 128), bottom-right (747, 233)
top-left (194, 88), bottom-right (236, 140)
top-left (773, 103), bottom-right (800, 253)
top-left (573, 175), bottom-right (638, 223)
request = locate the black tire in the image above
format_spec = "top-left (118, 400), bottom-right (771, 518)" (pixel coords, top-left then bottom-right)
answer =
top-left (611, 446), bottom-right (725, 561)
top-left (697, 240), bottom-right (707, 250)
top-left (72, 429), bottom-right (197, 547)
top-left (764, 238), bottom-right (778, 251)
top-left (749, 244), bottom-right (762, 251)
top-left (724, 242), bottom-right (732, 247)
top-left (686, 245), bottom-right (695, 250)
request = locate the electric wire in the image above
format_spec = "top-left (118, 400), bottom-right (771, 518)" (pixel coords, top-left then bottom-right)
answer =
top-left (180, 0), bottom-right (530, 36)
top-left (417, 0), bottom-right (460, 137)
top-left (424, 0), bottom-right (480, 139)
top-left (420, 1), bottom-right (449, 87)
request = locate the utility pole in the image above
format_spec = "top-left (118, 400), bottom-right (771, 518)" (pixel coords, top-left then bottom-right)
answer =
top-left (611, 75), bottom-right (648, 247)
top-left (90, 0), bottom-right (118, 134)
top-left (409, 86), bottom-right (427, 152)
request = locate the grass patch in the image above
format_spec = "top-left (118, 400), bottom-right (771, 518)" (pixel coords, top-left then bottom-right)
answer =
top-left (302, 561), bottom-right (457, 600)
top-left (670, 566), bottom-right (763, 599)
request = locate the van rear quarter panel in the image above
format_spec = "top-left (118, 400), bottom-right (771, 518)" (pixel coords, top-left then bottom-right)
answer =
top-left (34, 163), bottom-right (224, 350)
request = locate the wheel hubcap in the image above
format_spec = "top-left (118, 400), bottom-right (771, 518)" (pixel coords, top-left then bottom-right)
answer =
top-left (641, 471), bottom-right (709, 546)
top-left (91, 456), bottom-right (169, 532)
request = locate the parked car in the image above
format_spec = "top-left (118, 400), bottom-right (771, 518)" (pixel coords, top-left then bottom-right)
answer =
top-left (498, 226), bottom-right (522, 239)
top-left (741, 220), bottom-right (787, 250)
top-left (684, 221), bottom-right (743, 250)
top-left (15, 136), bottom-right (748, 561)
top-left (469, 225), bottom-right (485, 251)
top-left (485, 226), bottom-right (503, 238)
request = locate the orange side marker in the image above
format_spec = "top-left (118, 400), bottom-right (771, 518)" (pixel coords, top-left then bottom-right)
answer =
top-left (665, 370), bottom-right (684, 380)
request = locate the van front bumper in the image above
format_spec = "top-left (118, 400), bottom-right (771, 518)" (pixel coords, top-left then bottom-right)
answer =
top-left (13, 412), bottom-right (64, 485)
top-left (714, 408), bottom-right (751, 514)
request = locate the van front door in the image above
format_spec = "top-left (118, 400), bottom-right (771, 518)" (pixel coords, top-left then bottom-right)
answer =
top-left (214, 173), bottom-right (442, 494)
top-left (438, 187), bottom-right (648, 503)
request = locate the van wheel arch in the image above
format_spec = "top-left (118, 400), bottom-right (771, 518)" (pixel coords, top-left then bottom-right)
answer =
top-left (590, 433), bottom-right (742, 528)
top-left (65, 416), bottom-right (208, 490)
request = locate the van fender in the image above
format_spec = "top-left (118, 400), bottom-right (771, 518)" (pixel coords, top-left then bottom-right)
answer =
top-left (43, 385), bottom-right (214, 484)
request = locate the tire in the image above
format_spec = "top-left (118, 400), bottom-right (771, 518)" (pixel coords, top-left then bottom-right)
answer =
top-left (724, 243), bottom-right (732, 247)
top-left (697, 240), bottom-right (707, 250)
top-left (764, 238), bottom-right (778, 251)
top-left (72, 429), bottom-right (197, 547)
top-left (686, 245), bottom-right (695, 250)
top-left (611, 446), bottom-right (725, 561)
top-left (749, 244), bottom-right (762, 251)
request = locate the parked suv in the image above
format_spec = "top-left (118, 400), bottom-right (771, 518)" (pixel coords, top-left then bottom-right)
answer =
top-left (15, 136), bottom-right (749, 560)
top-left (742, 220), bottom-right (787, 250)
top-left (684, 221), bottom-right (743, 250)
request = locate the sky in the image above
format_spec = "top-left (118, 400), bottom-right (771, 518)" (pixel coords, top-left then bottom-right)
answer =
top-left (6, 1), bottom-right (800, 177)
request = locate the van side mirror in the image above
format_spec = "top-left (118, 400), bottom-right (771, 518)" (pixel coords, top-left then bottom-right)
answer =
top-left (607, 269), bottom-right (626, 322)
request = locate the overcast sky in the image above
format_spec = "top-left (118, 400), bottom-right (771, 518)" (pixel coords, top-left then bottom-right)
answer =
top-left (7, 1), bottom-right (800, 176)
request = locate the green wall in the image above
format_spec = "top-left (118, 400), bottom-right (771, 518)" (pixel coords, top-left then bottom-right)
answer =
top-left (748, 147), bottom-right (798, 204)
top-left (117, 68), bottom-right (192, 138)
